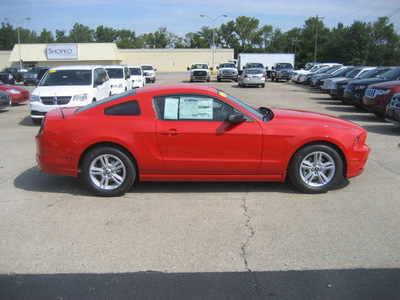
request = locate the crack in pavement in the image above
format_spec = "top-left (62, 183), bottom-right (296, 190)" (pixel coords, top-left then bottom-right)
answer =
top-left (241, 187), bottom-right (262, 299)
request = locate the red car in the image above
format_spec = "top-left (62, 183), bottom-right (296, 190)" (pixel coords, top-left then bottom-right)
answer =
top-left (36, 84), bottom-right (370, 196)
top-left (0, 83), bottom-right (30, 105)
top-left (363, 81), bottom-right (400, 116)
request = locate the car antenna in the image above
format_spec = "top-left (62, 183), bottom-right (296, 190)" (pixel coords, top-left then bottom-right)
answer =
top-left (59, 107), bottom-right (65, 119)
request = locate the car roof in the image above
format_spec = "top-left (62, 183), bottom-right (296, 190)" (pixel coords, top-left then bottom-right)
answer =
top-left (104, 65), bottom-right (128, 68)
top-left (136, 83), bottom-right (218, 96)
top-left (49, 65), bottom-right (104, 71)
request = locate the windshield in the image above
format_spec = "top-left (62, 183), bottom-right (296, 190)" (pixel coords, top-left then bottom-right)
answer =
top-left (219, 63), bottom-right (236, 68)
top-left (191, 64), bottom-right (208, 69)
top-left (275, 63), bottom-right (293, 69)
top-left (142, 66), bottom-right (153, 71)
top-left (39, 69), bottom-right (92, 86)
top-left (345, 68), bottom-right (363, 78)
top-left (129, 68), bottom-right (142, 75)
top-left (106, 68), bottom-right (124, 79)
top-left (2, 68), bottom-right (19, 73)
top-left (380, 67), bottom-right (400, 80)
top-left (246, 63), bottom-right (264, 68)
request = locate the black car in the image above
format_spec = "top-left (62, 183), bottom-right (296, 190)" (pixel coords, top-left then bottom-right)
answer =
top-left (23, 67), bottom-right (49, 86)
top-left (0, 90), bottom-right (11, 109)
top-left (343, 67), bottom-right (400, 108)
top-left (385, 92), bottom-right (400, 125)
top-left (311, 67), bottom-right (354, 88)
top-left (329, 67), bottom-right (392, 101)
top-left (0, 67), bottom-right (26, 85)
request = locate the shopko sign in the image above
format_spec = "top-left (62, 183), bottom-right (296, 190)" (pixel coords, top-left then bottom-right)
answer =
top-left (46, 45), bottom-right (78, 60)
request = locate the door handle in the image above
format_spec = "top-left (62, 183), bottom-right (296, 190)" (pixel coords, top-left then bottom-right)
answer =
top-left (161, 129), bottom-right (181, 136)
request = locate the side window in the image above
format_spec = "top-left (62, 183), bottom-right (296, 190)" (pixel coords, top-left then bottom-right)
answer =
top-left (104, 100), bottom-right (141, 116)
top-left (154, 95), bottom-right (236, 122)
top-left (94, 69), bottom-right (101, 84)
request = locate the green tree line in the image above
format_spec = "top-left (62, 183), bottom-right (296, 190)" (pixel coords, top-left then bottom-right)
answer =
top-left (1, 16), bottom-right (399, 67)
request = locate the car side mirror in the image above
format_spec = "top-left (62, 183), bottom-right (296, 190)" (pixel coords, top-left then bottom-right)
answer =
top-left (210, 67), bottom-right (213, 71)
top-left (187, 67), bottom-right (190, 71)
top-left (154, 69), bottom-right (157, 71)
top-left (227, 112), bottom-right (245, 123)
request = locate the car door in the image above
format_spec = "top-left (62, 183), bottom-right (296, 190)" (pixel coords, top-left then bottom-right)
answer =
top-left (154, 94), bottom-right (263, 175)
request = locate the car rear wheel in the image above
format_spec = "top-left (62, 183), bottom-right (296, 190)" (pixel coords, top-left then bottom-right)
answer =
top-left (288, 144), bottom-right (343, 194)
top-left (82, 146), bottom-right (136, 197)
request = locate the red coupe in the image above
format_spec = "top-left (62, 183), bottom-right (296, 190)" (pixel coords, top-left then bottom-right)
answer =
top-left (0, 83), bottom-right (30, 105)
top-left (36, 84), bottom-right (370, 196)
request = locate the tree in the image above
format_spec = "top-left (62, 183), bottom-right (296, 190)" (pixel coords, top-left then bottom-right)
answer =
top-left (38, 29), bottom-right (54, 43)
top-left (0, 22), bottom-right (16, 50)
top-left (55, 30), bottom-right (69, 43)
top-left (95, 26), bottom-right (116, 43)
top-left (69, 23), bottom-right (94, 43)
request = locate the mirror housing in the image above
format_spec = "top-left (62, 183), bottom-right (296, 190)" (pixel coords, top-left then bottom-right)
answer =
top-left (227, 112), bottom-right (246, 123)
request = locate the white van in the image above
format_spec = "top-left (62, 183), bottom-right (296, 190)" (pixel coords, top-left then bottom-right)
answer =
top-left (128, 65), bottom-right (146, 88)
top-left (104, 65), bottom-right (132, 95)
top-left (30, 65), bottom-right (111, 124)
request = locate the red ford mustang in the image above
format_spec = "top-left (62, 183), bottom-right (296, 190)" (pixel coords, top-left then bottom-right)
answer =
top-left (36, 84), bottom-right (370, 196)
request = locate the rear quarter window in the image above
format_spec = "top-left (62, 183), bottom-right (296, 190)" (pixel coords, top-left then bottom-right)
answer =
top-left (104, 100), bottom-right (141, 116)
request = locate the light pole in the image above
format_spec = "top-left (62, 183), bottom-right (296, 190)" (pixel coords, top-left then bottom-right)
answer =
top-left (200, 14), bottom-right (227, 69)
top-left (4, 17), bottom-right (31, 70)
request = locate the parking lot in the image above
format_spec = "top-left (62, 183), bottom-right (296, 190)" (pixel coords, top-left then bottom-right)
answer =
top-left (1, 72), bottom-right (400, 299)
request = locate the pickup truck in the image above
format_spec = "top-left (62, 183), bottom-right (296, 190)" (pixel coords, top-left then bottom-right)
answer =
top-left (270, 63), bottom-right (294, 82)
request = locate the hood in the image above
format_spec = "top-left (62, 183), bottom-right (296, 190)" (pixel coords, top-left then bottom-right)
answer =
top-left (32, 85), bottom-right (92, 96)
top-left (348, 77), bottom-right (387, 86)
top-left (0, 84), bottom-right (29, 93)
top-left (271, 108), bottom-right (362, 130)
top-left (368, 80), bottom-right (400, 89)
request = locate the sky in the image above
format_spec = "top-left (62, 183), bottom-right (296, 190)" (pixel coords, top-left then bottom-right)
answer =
top-left (1, 0), bottom-right (400, 37)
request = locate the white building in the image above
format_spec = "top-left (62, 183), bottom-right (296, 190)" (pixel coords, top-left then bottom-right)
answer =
top-left (1, 43), bottom-right (234, 72)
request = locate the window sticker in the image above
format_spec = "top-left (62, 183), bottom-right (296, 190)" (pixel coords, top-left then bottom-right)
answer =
top-left (164, 97), bottom-right (179, 119)
top-left (179, 97), bottom-right (213, 119)
top-left (218, 91), bottom-right (227, 98)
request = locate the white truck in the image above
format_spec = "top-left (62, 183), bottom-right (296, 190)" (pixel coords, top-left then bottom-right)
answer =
top-left (237, 53), bottom-right (295, 77)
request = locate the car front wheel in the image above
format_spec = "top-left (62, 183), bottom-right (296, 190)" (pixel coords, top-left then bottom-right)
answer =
top-left (288, 144), bottom-right (343, 193)
top-left (82, 146), bottom-right (136, 197)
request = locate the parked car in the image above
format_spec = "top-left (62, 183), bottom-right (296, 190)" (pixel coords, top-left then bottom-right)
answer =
top-left (0, 67), bottom-right (27, 85)
top-left (30, 65), bottom-right (111, 124)
top-left (0, 83), bottom-right (30, 105)
top-left (0, 90), bottom-right (11, 109)
top-left (323, 67), bottom-right (376, 99)
top-left (35, 84), bottom-right (370, 197)
top-left (23, 67), bottom-right (49, 86)
top-left (270, 63), bottom-right (294, 82)
top-left (216, 62), bottom-right (238, 82)
top-left (385, 93), bottom-right (400, 125)
top-left (306, 66), bottom-right (342, 86)
top-left (330, 67), bottom-right (392, 101)
top-left (141, 64), bottom-right (157, 83)
top-left (363, 81), bottom-right (400, 116)
top-left (292, 63), bottom-right (342, 83)
top-left (104, 65), bottom-right (132, 95)
top-left (187, 63), bottom-right (211, 82)
top-left (343, 67), bottom-right (400, 108)
top-left (128, 66), bottom-right (146, 89)
top-left (238, 68), bottom-right (266, 88)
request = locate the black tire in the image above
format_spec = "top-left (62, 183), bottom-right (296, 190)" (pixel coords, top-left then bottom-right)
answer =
top-left (81, 146), bottom-right (136, 197)
top-left (288, 144), bottom-right (343, 194)
top-left (261, 84), bottom-right (265, 88)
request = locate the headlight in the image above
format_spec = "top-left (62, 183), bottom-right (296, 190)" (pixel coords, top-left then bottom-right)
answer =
top-left (30, 94), bottom-right (40, 102)
top-left (6, 89), bottom-right (21, 94)
top-left (376, 89), bottom-right (390, 95)
top-left (72, 93), bottom-right (88, 101)
top-left (355, 85), bottom-right (367, 90)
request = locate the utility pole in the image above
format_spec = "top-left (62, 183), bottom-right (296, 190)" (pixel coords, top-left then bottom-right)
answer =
top-left (314, 15), bottom-right (324, 62)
